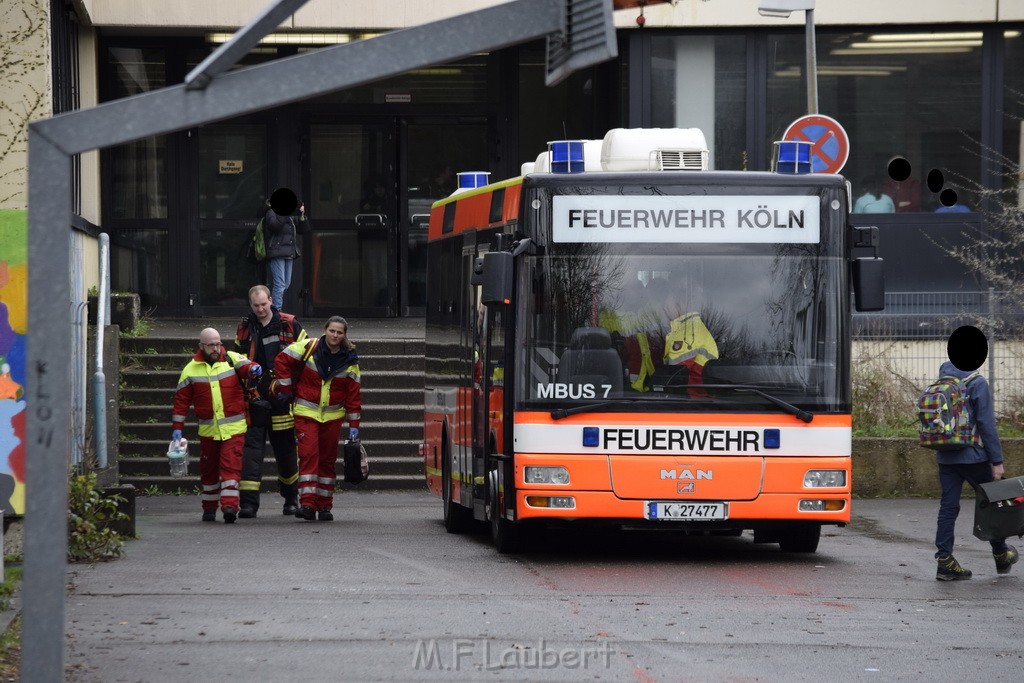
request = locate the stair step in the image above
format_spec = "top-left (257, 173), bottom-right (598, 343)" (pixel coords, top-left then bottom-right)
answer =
top-left (121, 337), bottom-right (423, 356)
top-left (122, 473), bottom-right (426, 494)
top-left (116, 329), bottom-right (426, 491)
top-left (120, 454), bottom-right (423, 477)
top-left (119, 439), bottom-right (422, 458)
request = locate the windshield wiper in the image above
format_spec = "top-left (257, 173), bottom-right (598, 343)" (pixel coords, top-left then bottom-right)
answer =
top-left (656, 383), bottom-right (814, 423)
top-left (550, 398), bottom-right (663, 420)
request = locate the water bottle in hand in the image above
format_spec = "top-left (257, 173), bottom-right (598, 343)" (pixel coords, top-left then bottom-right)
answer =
top-left (167, 437), bottom-right (189, 478)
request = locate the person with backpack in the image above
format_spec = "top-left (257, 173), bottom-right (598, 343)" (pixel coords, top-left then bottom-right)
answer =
top-left (271, 316), bottom-right (361, 522)
top-left (263, 187), bottom-right (307, 310)
top-left (233, 284), bottom-right (307, 518)
top-left (921, 325), bottom-right (1018, 580)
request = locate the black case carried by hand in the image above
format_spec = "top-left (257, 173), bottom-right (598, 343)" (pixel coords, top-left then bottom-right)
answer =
top-left (343, 440), bottom-right (369, 484)
top-left (973, 475), bottom-right (1024, 541)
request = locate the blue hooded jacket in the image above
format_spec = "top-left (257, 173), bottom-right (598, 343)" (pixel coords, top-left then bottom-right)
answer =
top-left (934, 360), bottom-right (1003, 466)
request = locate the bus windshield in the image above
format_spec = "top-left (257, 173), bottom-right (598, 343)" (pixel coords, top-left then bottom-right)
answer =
top-left (517, 245), bottom-right (849, 414)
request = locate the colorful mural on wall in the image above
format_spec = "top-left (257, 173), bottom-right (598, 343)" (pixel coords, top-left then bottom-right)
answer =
top-left (0, 209), bottom-right (27, 515)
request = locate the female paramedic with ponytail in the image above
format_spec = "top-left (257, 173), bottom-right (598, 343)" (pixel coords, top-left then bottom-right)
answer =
top-left (272, 316), bottom-right (361, 521)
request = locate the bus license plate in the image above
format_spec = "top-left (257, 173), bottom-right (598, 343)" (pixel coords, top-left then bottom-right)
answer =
top-left (645, 502), bottom-right (728, 521)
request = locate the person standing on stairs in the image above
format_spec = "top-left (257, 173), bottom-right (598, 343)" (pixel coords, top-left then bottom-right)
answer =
top-left (234, 284), bottom-right (307, 518)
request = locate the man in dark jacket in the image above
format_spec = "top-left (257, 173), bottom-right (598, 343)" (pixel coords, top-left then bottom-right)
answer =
top-left (264, 187), bottom-right (307, 310)
top-left (932, 326), bottom-right (1018, 580)
top-left (234, 285), bottom-right (307, 517)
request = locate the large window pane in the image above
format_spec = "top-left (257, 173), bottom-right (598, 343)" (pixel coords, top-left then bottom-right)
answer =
top-left (309, 55), bottom-right (492, 106)
top-left (107, 47), bottom-right (165, 97)
top-left (519, 44), bottom-right (617, 168)
top-left (769, 30), bottom-right (982, 212)
top-left (110, 228), bottom-right (169, 308)
top-left (198, 125), bottom-right (267, 220)
top-left (108, 137), bottom-right (168, 220)
top-left (1003, 30), bottom-right (1024, 205)
top-left (199, 229), bottom-right (263, 307)
top-left (650, 35), bottom-right (747, 171)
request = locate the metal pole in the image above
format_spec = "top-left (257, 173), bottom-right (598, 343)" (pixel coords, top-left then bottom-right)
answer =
top-left (93, 233), bottom-right (109, 468)
top-left (805, 8), bottom-right (818, 114)
top-left (23, 130), bottom-right (72, 683)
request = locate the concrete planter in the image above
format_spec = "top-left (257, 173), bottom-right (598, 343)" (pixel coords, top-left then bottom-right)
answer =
top-left (88, 293), bottom-right (141, 330)
top-left (853, 438), bottom-right (1024, 498)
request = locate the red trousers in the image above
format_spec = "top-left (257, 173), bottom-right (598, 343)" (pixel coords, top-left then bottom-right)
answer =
top-left (198, 433), bottom-right (244, 511)
top-left (294, 415), bottom-right (343, 510)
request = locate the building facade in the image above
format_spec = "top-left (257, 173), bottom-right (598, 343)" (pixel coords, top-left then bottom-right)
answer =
top-left (8, 0), bottom-right (1024, 320)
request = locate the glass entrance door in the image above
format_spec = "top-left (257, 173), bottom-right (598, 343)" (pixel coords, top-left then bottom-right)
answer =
top-left (306, 118), bottom-right (489, 317)
top-left (307, 122), bottom-right (397, 316)
top-left (196, 123), bottom-right (268, 310)
top-left (403, 120), bottom-right (488, 315)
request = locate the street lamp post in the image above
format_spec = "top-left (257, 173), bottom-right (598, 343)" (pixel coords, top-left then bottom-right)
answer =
top-left (759, 0), bottom-right (817, 114)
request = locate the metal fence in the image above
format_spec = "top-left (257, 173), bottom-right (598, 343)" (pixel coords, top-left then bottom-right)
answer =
top-left (852, 291), bottom-right (1024, 419)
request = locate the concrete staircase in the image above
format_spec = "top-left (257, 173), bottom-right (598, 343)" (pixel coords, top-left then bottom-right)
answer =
top-left (117, 334), bottom-right (426, 492)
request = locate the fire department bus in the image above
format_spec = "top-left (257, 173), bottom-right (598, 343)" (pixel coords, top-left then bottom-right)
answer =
top-left (421, 129), bottom-right (884, 553)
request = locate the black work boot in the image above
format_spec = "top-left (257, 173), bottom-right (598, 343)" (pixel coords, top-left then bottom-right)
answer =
top-left (296, 505), bottom-right (316, 521)
top-left (936, 554), bottom-right (971, 581)
top-left (202, 509), bottom-right (216, 522)
top-left (238, 505), bottom-right (257, 519)
top-left (995, 546), bottom-right (1019, 575)
top-left (317, 508), bottom-right (334, 521)
top-left (283, 498), bottom-right (299, 516)
top-left (222, 507), bottom-right (237, 524)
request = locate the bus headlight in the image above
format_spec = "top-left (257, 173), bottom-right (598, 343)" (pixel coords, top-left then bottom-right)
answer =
top-left (526, 496), bottom-right (576, 509)
top-left (524, 466), bottom-right (570, 485)
top-left (799, 499), bottom-right (846, 512)
top-left (803, 470), bottom-right (846, 488)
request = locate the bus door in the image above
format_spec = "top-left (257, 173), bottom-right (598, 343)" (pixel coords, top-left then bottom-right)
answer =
top-left (454, 236), bottom-right (481, 510)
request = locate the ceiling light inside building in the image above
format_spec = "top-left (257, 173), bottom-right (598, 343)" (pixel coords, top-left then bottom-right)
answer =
top-left (205, 32), bottom-right (382, 45)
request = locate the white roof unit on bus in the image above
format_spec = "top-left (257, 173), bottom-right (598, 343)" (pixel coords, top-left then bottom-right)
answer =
top-left (530, 139), bottom-right (603, 173)
top-left (600, 128), bottom-right (709, 171)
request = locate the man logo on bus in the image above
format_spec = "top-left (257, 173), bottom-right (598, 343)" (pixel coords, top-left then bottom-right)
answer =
top-left (678, 481), bottom-right (695, 494)
top-left (659, 468), bottom-right (712, 481)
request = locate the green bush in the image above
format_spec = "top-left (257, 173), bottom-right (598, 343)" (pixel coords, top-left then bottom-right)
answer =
top-left (68, 472), bottom-right (129, 562)
top-left (852, 362), bottom-right (918, 437)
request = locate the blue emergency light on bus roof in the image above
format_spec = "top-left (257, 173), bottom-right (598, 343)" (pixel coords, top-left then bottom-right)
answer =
top-left (582, 427), bottom-right (600, 447)
top-left (548, 139), bottom-right (585, 174)
top-left (773, 140), bottom-right (812, 174)
top-left (763, 429), bottom-right (781, 449)
top-left (457, 171), bottom-right (490, 189)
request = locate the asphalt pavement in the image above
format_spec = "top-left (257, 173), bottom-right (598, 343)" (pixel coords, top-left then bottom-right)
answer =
top-left (39, 491), bottom-right (1020, 681)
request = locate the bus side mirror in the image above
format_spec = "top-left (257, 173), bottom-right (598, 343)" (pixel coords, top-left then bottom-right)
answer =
top-left (853, 257), bottom-right (885, 312)
top-left (480, 251), bottom-right (513, 305)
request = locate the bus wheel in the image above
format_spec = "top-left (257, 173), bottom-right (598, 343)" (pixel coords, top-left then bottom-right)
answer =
top-left (442, 446), bottom-right (474, 534)
top-left (779, 524), bottom-right (821, 553)
top-left (490, 485), bottom-right (523, 554)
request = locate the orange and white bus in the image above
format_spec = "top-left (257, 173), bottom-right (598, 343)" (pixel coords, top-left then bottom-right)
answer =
top-left (421, 129), bottom-right (884, 553)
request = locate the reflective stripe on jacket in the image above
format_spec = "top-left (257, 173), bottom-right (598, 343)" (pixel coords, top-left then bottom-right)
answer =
top-left (273, 339), bottom-right (362, 426)
top-left (172, 350), bottom-right (257, 440)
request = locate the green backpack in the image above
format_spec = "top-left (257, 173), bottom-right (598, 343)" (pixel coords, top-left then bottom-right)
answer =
top-left (245, 218), bottom-right (267, 263)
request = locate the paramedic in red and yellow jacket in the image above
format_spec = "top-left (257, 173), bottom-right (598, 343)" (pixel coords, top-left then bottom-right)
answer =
top-left (172, 327), bottom-right (262, 524)
top-left (273, 316), bottom-right (361, 522)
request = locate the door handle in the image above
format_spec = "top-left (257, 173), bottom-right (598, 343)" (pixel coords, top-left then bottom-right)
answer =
top-left (356, 213), bottom-right (386, 227)
top-left (410, 213), bottom-right (430, 228)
